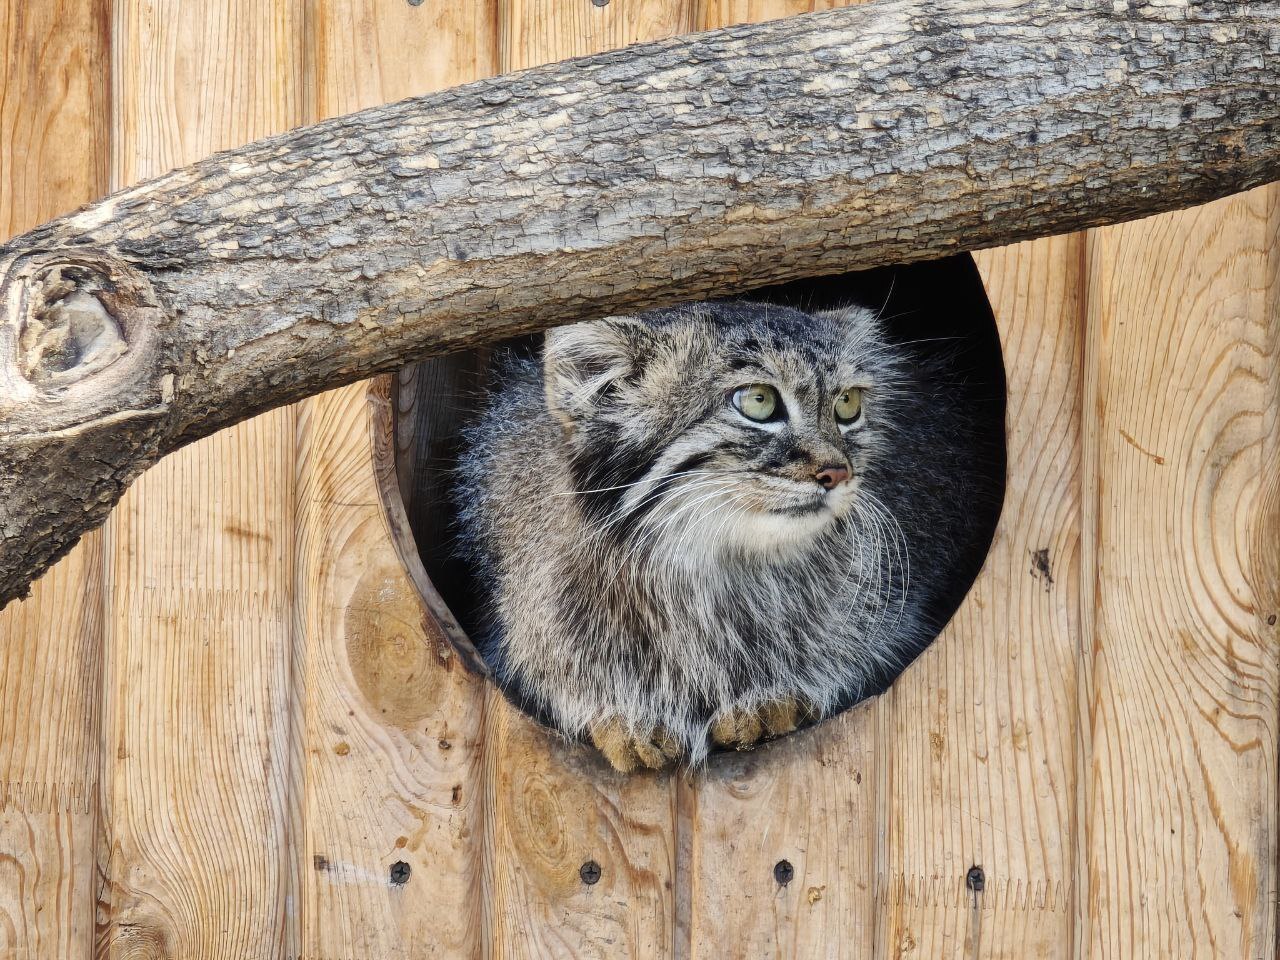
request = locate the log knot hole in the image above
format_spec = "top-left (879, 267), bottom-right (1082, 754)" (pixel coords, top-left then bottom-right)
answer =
top-left (16, 262), bottom-right (127, 387)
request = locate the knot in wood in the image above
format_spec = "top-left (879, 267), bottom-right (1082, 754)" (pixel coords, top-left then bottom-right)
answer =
top-left (13, 260), bottom-right (126, 388)
top-left (2, 252), bottom-right (163, 406)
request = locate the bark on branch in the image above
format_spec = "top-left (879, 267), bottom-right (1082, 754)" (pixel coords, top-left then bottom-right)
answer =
top-left (2, 0), bottom-right (1279, 608)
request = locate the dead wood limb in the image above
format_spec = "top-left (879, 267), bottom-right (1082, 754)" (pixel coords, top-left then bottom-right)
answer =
top-left (2, 0), bottom-right (1279, 608)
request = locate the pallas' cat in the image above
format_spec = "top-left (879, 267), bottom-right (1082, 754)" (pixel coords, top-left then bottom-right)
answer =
top-left (454, 300), bottom-right (994, 771)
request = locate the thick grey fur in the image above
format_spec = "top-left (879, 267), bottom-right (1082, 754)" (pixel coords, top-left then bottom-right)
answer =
top-left (454, 300), bottom-right (994, 763)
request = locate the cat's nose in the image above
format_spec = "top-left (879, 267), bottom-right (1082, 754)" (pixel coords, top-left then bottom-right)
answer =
top-left (815, 465), bottom-right (850, 490)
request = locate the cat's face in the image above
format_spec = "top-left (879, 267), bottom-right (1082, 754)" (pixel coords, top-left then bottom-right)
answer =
top-left (543, 301), bottom-right (901, 558)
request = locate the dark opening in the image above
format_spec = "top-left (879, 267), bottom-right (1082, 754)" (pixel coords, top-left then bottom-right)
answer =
top-left (390, 254), bottom-right (1006, 731)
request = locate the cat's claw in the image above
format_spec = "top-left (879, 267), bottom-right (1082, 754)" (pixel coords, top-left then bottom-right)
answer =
top-left (710, 698), bottom-right (810, 751)
top-left (590, 718), bottom-right (682, 773)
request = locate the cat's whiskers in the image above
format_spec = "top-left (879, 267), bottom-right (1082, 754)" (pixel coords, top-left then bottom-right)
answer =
top-left (833, 499), bottom-right (888, 640)
top-left (613, 479), bottom-right (745, 584)
top-left (830, 520), bottom-right (870, 639)
top-left (852, 493), bottom-right (910, 634)
top-left (554, 467), bottom-right (751, 498)
top-left (577, 474), bottom-right (719, 548)
top-left (861, 490), bottom-right (911, 622)
top-left (655, 488), bottom-right (753, 578)
top-left (577, 470), bottom-right (751, 549)
top-left (587, 476), bottom-right (738, 588)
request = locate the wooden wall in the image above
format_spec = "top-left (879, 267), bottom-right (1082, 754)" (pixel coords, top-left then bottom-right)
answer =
top-left (0, 1), bottom-right (1276, 958)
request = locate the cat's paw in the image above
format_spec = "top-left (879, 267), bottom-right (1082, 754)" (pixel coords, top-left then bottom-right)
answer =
top-left (590, 718), bottom-right (683, 773)
top-left (710, 698), bottom-right (811, 751)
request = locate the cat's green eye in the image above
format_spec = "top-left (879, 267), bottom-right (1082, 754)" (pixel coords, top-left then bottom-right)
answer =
top-left (732, 383), bottom-right (780, 422)
top-left (834, 388), bottom-right (864, 424)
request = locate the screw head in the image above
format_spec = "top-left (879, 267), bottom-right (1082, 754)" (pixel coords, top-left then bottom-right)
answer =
top-left (773, 859), bottom-right (795, 886)
top-left (390, 860), bottom-right (411, 885)
top-left (591, 0), bottom-right (610, 6)
top-left (580, 860), bottom-right (602, 885)
top-left (965, 865), bottom-right (985, 892)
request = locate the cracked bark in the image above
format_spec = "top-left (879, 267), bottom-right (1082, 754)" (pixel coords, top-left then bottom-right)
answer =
top-left (2, 0), bottom-right (1279, 608)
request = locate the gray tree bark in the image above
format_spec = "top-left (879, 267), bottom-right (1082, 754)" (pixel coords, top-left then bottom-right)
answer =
top-left (2, 0), bottom-right (1279, 608)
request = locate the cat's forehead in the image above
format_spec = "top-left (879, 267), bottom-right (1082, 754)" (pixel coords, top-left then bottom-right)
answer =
top-left (643, 301), bottom-right (882, 377)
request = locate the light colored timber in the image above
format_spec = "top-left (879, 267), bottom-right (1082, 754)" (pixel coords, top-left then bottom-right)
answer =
top-left (93, 4), bottom-right (304, 956)
top-left (0, 1), bottom-right (109, 956)
top-left (4, 0), bottom-right (1280, 608)
top-left (288, 2), bottom-right (497, 954)
top-left (1079, 188), bottom-right (1279, 958)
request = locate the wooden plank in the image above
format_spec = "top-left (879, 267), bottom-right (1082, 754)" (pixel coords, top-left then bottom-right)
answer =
top-left (501, 0), bottom-right (694, 68)
top-left (289, 3), bottom-right (497, 956)
top-left (478, 3), bottom-right (696, 957)
top-left (694, 0), bottom-right (848, 29)
top-left (1080, 188), bottom-right (1279, 959)
top-left (869, 236), bottom-right (1085, 960)
top-left (94, 4), bottom-right (304, 956)
top-left (685, 709), bottom-right (883, 959)
top-left (0, 1), bottom-right (110, 956)
top-left (289, 383), bottom-right (488, 958)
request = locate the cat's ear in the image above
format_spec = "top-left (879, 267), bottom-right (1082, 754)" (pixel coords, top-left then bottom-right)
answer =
top-left (814, 304), bottom-right (883, 357)
top-left (543, 317), bottom-right (649, 434)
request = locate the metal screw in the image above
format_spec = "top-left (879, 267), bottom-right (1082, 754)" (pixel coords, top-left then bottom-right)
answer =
top-left (773, 859), bottom-right (795, 886)
top-left (965, 865), bottom-right (985, 893)
top-left (591, 0), bottom-right (610, 6)
top-left (407, 0), bottom-right (424, 6)
top-left (390, 860), bottom-right (411, 885)
top-left (580, 860), bottom-right (602, 885)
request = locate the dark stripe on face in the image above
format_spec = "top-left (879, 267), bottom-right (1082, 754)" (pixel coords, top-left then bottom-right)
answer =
top-left (662, 449), bottom-right (714, 480)
top-left (568, 428), bottom-right (666, 526)
top-left (568, 394), bottom-right (726, 539)
top-left (596, 448), bottom-right (719, 541)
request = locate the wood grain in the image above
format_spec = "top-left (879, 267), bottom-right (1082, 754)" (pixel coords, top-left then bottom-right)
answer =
top-left (869, 235), bottom-right (1085, 959)
top-left (500, 0), bottom-right (694, 70)
top-left (694, 0), bottom-right (849, 29)
top-left (288, 382), bottom-right (487, 958)
top-left (685, 708), bottom-right (883, 959)
top-left (287, 4), bottom-right (497, 954)
top-left (1080, 189), bottom-right (1279, 959)
top-left (0, 1), bottom-right (109, 956)
top-left (94, 4), bottom-right (304, 956)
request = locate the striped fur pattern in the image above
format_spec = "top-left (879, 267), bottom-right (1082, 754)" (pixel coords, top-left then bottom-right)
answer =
top-left (454, 300), bottom-right (989, 765)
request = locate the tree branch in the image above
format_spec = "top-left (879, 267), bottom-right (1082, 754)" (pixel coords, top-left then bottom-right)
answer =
top-left (2, 0), bottom-right (1278, 608)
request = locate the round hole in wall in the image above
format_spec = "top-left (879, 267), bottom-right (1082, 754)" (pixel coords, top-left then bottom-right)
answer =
top-left (383, 254), bottom-right (1006, 758)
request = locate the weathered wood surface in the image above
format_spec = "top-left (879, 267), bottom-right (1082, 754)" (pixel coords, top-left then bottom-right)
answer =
top-left (1, 2), bottom-right (1278, 959)
top-left (290, 5), bottom-right (492, 956)
top-left (1080, 191), bottom-right (1279, 957)
top-left (92, 5), bottom-right (305, 957)
top-left (0, 2), bottom-right (109, 956)
top-left (3, 0), bottom-right (1280, 610)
